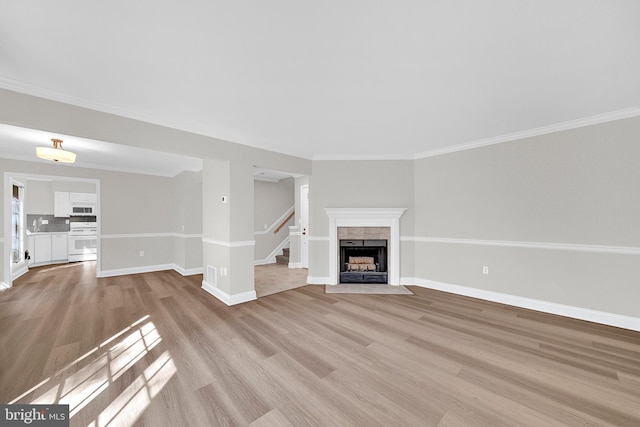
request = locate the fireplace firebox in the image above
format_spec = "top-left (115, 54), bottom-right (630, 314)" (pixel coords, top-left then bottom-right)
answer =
top-left (339, 239), bottom-right (388, 283)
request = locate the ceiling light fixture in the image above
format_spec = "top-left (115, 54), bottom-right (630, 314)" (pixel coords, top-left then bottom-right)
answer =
top-left (36, 138), bottom-right (76, 163)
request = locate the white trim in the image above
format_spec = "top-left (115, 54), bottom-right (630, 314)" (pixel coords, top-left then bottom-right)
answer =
top-left (308, 236), bottom-right (330, 241)
top-left (289, 231), bottom-right (302, 236)
top-left (313, 153), bottom-right (414, 161)
top-left (4, 172), bottom-right (101, 289)
top-left (306, 276), bottom-right (331, 285)
top-left (202, 237), bottom-right (255, 248)
top-left (98, 263), bottom-right (174, 278)
top-left (254, 236), bottom-right (290, 265)
top-left (3, 77), bottom-right (638, 163)
top-left (0, 282), bottom-right (9, 290)
top-left (11, 261), bottom-right (29, 281)
top-left (201, 280), bottom-right (257, 306)
top-left (404, 236), bottom-right (640, 255)
top-left (98, 263), bottom-right (202, 278)
top-left (402, 277), bottom-right (640, 332)
top-left (254, 205), bottom-right (295, 235)
top-left (101, 232), bottom-right (202, 239)
top-left (325, 208), bottom-right (407, 286)
top-left (288, 262), bottom-right (304, 268)
top-left (173, 265), bottom-right (204, 276)
top-left (172, 233), bottom-right (203, 239)
top-left (414, 107), bottom-right (640, 159)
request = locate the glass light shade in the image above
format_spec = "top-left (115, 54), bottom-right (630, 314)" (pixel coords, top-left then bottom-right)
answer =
top-left (36, 146), bottom-right (76, 163)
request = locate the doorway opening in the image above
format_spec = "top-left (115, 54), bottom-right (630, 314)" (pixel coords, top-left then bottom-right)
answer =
top-left (3, 172), bottom-right (100, 289)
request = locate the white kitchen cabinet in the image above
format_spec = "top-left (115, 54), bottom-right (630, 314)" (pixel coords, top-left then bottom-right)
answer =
top-left (69, 192), bottom-right (97, 203)
top-left (34, 234), bottom-right (52, 264)
top-left (27, 235), bottom-right (35, 266)
top-left (51, 234), bottom-right (68, 261)
top-left (54, 192), bottom-right (70, 217)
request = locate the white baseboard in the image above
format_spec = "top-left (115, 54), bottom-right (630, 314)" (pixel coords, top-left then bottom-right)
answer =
top-left (98, 264), bottom-right (174, 278)
top-left (173, 265), bottom-right (204, 276)
top-left (288, 262), bottom-right (304, 268)
top-left (254, 259), bottom-right (276, 266)
top-left (0, 281), bottom-right (9, 290)
top-left (98, 263), bottom-right (203, 278)
top-left (11, 262), bottom-right (29, 281)
top-left (201, 280), bottom-right (257, 306)
top-left (307, 276), bottom-right (330, 285)
top-left (402, 277), bottom-right (640, 332)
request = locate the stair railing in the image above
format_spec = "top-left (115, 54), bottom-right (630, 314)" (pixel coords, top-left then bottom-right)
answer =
top-left (274, 210), bottom-right (295, 234)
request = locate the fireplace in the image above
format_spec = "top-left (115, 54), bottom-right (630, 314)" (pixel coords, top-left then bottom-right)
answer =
top-left (325, 208), bottom-right (407, 286)
top-left (340, 239), bottom-right (388, 283)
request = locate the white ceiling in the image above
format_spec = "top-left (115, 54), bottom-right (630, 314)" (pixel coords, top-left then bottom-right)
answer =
top-left (1, 1), bottom-right (639, 161)
top-left (0, 124), bottom-right (202, 177)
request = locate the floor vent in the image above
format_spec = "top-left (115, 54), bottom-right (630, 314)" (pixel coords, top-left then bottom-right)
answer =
top-left (207, 265), bottom-right (217, 286)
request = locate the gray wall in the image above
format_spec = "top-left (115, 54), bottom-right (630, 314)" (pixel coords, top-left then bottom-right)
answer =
top-left (254, 177), bottom-right (294, 262)
top-left (24, 179), bottom-right (97, 215)
top-left (3, 88), bottom-right (638, 319)
top-left (0, 88), bottom-right (311, 300)
top-left (413, 116), bottom-right (640, 318)
top-left (24, 180), bottom-right (54, 215)
top-left (1, 158), bottom-right (202, 279)
top-left (308, 160), bottom-right (414, 279)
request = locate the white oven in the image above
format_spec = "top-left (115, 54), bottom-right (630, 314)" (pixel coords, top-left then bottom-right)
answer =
top-left (68, 222), bottom-right (97, 262)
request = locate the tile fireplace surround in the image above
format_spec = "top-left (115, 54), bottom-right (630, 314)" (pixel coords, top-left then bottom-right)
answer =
top-left (325, 208), bottom-right (407, 285)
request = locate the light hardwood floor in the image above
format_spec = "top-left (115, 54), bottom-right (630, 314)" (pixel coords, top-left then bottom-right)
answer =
top-left (1, 261), bottom-right (639, 426)
top-left (254, 264), bottom-right (308, 297)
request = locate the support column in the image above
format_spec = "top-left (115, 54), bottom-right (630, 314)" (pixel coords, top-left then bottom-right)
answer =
top-left (201, 158), bottom-right (255, 305)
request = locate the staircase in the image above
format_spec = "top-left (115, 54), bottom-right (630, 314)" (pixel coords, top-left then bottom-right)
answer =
top-left (276, 247), bottom-right (290, 265)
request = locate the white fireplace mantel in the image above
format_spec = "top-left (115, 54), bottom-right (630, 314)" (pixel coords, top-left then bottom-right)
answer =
top-left (325, 208), bottom-right (407, 285)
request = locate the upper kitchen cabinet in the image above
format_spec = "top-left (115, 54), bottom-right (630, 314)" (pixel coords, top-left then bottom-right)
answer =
top-left (54, 192), bottom-right (70, 217)
top-left (56, 192), bottom-right (96, 216)
top-left (69, 192), bottom-right (97, 204)
top-left (69, 192), bottom-right (97, 216)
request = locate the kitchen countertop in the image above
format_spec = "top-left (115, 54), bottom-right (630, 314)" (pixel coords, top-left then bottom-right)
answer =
top-left (26, 231), bottom-right (69, 236)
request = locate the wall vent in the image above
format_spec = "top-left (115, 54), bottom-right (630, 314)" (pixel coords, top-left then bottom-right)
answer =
top-left (207, 265), bottom-right (217, 286)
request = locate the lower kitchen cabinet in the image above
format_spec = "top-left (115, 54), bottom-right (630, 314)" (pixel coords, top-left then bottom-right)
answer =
top-left (52, 234), bottom-right (68, 261)
top-left (30, 233), bottom-right (69, 265)
top-left (34, 235), bottom-right (52, 264)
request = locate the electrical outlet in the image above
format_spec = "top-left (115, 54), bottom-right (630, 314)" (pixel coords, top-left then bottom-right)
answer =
top-left (482, 266), bottom-right (489, 275)
top-left (139, 251), bottom-right (144, 257)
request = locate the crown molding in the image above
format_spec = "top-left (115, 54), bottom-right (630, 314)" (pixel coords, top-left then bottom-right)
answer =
top-left (3, 77), bottom-right (638, 162)
top-left (312, 153), bottom-right (414, 161)
top-left (414, 107), bottom-right (640, 159)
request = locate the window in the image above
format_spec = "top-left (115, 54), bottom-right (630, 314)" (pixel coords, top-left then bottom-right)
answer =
top-left (11, 184), bottom-right (24, 264)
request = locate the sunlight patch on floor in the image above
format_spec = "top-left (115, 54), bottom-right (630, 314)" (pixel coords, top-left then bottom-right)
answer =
top-left (15, 314), bottom-right (174, 426)
top-left (88, 351), bottom-right (176, 427)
